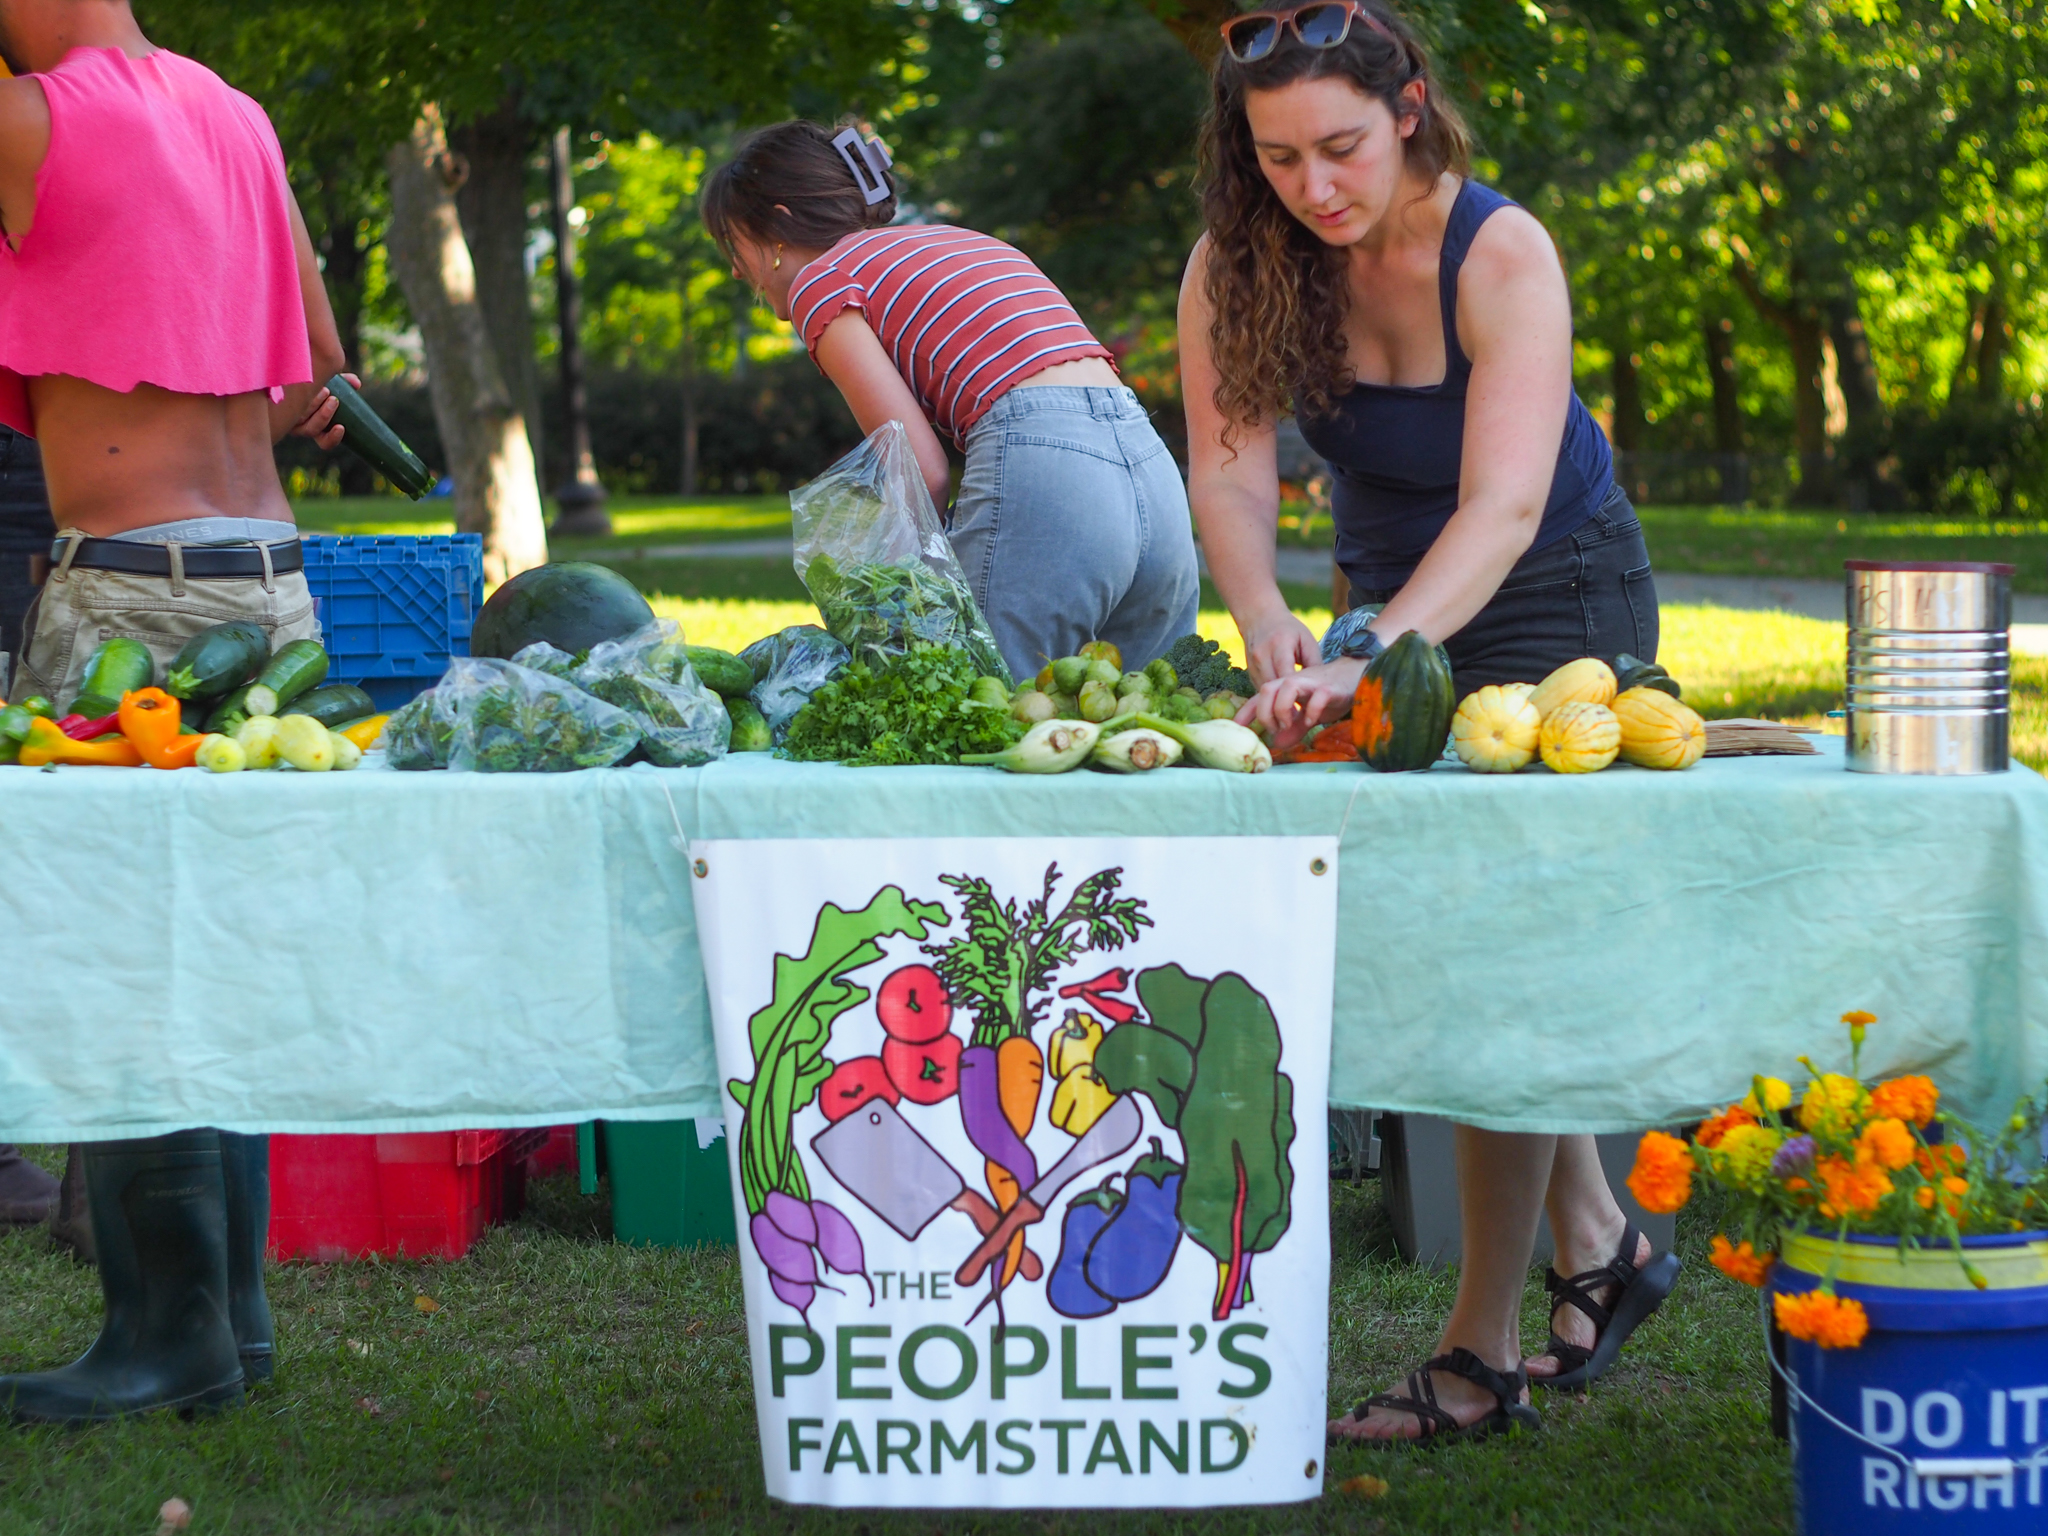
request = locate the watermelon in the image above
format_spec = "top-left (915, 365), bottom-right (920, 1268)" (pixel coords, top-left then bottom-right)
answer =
top-left (470, 561), bottom-right (656, 660)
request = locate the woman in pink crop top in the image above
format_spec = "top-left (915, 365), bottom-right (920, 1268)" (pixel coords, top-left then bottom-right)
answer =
top-left (704, 122), bottom-right (1199, 679)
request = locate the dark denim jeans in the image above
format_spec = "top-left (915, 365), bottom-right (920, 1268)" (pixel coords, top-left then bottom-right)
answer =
top-left (1350, 486), bottom-right (1658, 697)
top-left (0, 426), bottom-right (54, 665)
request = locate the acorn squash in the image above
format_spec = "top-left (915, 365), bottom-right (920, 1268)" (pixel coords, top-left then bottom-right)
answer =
top-left (1612, 686), bottom-right (1706, 770)
top-left (1530, 657), bottom-right (1618, 719)
top-left (1451, 684), bottom-right (1541, 774)
top-left (1539, 700), bottom-right (1621, 774)
top-left (1350, 629), bottom-right (1456, 772)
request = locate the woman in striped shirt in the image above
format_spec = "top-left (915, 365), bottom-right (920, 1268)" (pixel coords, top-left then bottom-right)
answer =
top-left (703, 121), bottom-right (1199, 677)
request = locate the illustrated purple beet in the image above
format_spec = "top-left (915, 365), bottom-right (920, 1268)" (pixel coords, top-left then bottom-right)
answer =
top-left (766, 1190), bottom-right (818, 1246)
top-left (768, 1271), bottom-right (816, 1319)
top-left (751, 1212), bottom-right (818, 1285)
top-left (810, 1199), bottom-right (872, 1304)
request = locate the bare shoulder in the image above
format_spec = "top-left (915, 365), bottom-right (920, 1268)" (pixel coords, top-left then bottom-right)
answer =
top-left (0, 73), bottom-right (50, 162)
top-left (1462, 202), bottom-right (1563, 287)
top-left (1179, 233), bottom-right (1217, 316)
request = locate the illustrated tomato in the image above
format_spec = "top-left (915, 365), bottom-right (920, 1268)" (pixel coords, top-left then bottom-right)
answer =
top-left (819, 1056), bottom-right (899, 1122)
top-left (882, 1033), bottom-right (962, 1105)
top-left (876, 964), bottom-right (953, 1044)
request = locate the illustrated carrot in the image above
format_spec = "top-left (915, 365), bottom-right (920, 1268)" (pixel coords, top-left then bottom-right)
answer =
top-left (987, 1036), bottom-right (1045, 1285)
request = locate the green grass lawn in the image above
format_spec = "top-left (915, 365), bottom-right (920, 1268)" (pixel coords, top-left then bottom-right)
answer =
top-left (0, 1152), bottom-right (1786, 1534)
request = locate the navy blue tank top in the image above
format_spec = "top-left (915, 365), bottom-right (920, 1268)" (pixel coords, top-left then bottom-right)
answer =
top-left (1296, 181), bottom-right (1614, 591)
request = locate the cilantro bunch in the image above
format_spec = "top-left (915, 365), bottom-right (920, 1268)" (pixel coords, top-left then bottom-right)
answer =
top-left (782, 644), bottom-right (1024, 766)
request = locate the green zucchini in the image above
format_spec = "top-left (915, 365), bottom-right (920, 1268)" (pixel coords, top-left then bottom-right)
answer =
top-left (165, 622), bottom-right (269, 701)
top-left (63, 692), bottom-right (121, 721)
top-left (684, 645), bottom-right (754, 698)
top-left (244, 639), bottom-right (330, 718)
top-left (205, 683), bottom-right (258, 736)
top-left (325, 375), bottom-right (434, 500)
top-left (725, 697), bottom-right (772, 752)
top-left (281, 682), bottom-right (377, 728)
top-left (77, 637), bottom-right (154, 702)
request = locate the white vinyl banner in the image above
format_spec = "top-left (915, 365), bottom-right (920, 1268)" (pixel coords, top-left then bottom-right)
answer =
top-left (692, 836), bottom-right (1336, 1509)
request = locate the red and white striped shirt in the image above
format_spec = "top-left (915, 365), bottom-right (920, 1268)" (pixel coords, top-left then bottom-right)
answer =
top-left (788, 225), bottom-right (1113, 444)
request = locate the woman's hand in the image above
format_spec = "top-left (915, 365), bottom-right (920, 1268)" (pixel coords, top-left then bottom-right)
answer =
top-left (1238, 655), bottom-right (1365, 756)
top-left (1241, 609), bottom-right (1323, 688)
top-left (289, 373), bottom-right (360, 450)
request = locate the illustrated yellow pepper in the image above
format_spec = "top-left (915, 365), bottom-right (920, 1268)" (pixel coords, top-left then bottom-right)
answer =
top-left (118, 687), bottom-right (205, 769)
top-left (17, 716), bottom-right (142, 768)
top-left (1047, 1009), bottom-right (1105, 1079)
top-left (1050, 1064), bottom-right (1116, 1136)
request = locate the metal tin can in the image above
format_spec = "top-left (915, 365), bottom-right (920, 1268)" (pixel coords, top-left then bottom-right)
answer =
top-left (1845, 561), bottom-right (2012, 775)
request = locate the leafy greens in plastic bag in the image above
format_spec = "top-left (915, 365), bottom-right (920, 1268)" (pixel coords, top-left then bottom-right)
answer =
top-left (439, 656), bottom-right (642, 773)
top-left (738, 624), bottom-right (851, 744)
top-left (571, 620), bottom-right (730, 767)
top-left (790, 420), bottom-right (1010, 683)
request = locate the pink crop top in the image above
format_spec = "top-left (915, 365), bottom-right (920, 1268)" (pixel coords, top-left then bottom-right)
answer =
top-left (0, 47), bottom-right (310, 436)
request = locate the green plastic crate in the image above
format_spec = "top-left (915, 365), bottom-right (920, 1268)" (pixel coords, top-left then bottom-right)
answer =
top-left (601, 1119), bottom-right (737, 1248)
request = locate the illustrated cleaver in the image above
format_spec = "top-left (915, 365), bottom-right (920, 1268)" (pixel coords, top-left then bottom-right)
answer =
top-left (955, 1095), bottom-right (1143, 1288)
top-left (810, 1100), bottom-right (1042, 1280)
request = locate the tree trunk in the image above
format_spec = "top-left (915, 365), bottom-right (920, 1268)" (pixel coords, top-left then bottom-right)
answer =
top-left (450, 96), bottom-right (544, 475)
top-left (1608, 339), bottom-right (1646, 502)
top-left (1703, 316), bottom-right (1745, 505)
top-left (1976, 294), bottom-right (2007, 401)
top-left (680, 271), bottom-right (699, 497)
top-left (1787, 312), bottom-right (1834, 506)
top-left (548, 126), bottom-right (609, 535)
top-left (1826, 292), bottom-right (1886, 508)
top-left (317, 173), bottom-right (376, 496)
top-left (384, 106), bottom-right (547, 586)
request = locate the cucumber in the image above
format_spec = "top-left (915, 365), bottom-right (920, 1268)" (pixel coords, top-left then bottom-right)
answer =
top-left (281, 683), bottom-right (377, 728)
top-left (726, 697), bottom-right (772, 752)
top-left (205, 683), bottom-right (258, 736)
top-left (165, 622), bottom-right (270, 701)
top-left (245, 639), bottom-right (330, 718)
top-left (77, 637), bottom-right (154, 702)
top-left (325, 375), bottom-right (434, 500)
top-left (684, 645), bottom-right (754, 698)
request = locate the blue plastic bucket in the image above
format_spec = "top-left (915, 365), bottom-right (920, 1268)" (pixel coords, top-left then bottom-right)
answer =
top-left (1770, 1230), bottom-right (2048, 1533)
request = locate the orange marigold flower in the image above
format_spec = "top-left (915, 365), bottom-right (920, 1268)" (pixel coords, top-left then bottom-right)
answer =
top-left (1916, 1187), bottom-right (1936, 1209)
top-left (1857, 1117), bottom-right (1917, 1172)
top-left (1840, 1010), bottom-right (1877, 1028)
top-left (1869, 1075), bottom-right (1938, 1127)
top-left (1775, 1289), bottom-right (1870, 1349)
top-left (1915, 1143), bottom-right (1966, 1178)
top-left (1697, 1104), bottom-right (1756, 1150)
top-left (1785, 1176), bottom-right (1811, 1192)
top-left (1628, 1131), bottom-right (1695, 1214)
top-left (1817, 1153), bottom-right (1893, 1217)
top-left (1709, 1235), bottom-right (1774, 1287)
top-left (1942, 1176), bottom-right (1969, 1196)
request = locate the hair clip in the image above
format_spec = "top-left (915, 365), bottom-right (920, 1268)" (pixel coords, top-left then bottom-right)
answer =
top-left (831, 127), bottom-right (894, 206)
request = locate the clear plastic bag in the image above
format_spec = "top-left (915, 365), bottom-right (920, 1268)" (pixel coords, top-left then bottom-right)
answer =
top-left (439, 656), bottom-right (642, 773)
top-left (790, 420), bottom-right (1010, 682)
top-left (571, 620), bottom-right (730, 768)
top-left (508, 639), bottom-right (580, 681)
top-left (383, 685), bottom-right (458, 771)
top-left (738, 624), bottom-right (851, 744)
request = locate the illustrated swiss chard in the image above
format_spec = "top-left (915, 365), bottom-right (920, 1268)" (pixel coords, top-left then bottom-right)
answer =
top-left (1092, 964), bottom-right (1296, 1320)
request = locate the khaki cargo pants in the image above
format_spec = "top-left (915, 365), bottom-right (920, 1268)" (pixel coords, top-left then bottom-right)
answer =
top-left (8, 532), bottom-right (320, 707)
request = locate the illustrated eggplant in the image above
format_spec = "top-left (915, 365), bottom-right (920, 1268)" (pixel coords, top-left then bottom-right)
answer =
top-left (1083, 1138), bottom-right (1184, 1303)
top-left (1047, 1181), bottom-right (1120, 1318)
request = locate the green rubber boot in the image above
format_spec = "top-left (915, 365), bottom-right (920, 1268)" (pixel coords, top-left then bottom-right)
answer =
top-left (218, 1132), bottom-right (274, 1384)
top-left (0, 1131), bottom-right (245, 1422)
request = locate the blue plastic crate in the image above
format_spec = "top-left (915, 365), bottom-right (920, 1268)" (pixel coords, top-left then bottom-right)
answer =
top-left (300, 535), bottom-right (483, 710)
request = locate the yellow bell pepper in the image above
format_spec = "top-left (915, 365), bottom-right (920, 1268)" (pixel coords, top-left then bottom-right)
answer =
top-left (17, 716), bottom-right (142, 768)
top-left (1050, 1064), bottom-right (1116, 1136)
top-left (338, 713), bottom-right (390, 751)
top-left (1048, 1010), bottom-right (1105, 1079)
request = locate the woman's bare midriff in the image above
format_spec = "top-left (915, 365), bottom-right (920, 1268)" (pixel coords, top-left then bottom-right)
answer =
top-left (25, 374), bottom-right (294, 537)
top-left (1011, 356), bottom-right (1122, 390)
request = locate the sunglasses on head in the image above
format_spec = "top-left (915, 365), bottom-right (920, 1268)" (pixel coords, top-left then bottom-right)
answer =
top-left (1220, 2), bottom-right (1397, 64)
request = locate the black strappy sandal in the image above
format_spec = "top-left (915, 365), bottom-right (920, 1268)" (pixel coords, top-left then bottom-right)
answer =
top-left (1327, 1347), bottom-right (1541, 1448)
top-left (1532, 1221), bottom-right (1682, 1391)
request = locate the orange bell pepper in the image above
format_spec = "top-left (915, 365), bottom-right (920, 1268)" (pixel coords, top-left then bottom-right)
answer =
top-left (118, 688), bottom-right (205, 770)
top-left (17, 716), bottom-right (143, 767)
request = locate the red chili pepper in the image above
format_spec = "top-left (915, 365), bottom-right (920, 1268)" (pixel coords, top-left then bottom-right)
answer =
top-left (1058, 968), bottom-right (1138, 1023)
top-left (57, 711), bottom-right (121, 741)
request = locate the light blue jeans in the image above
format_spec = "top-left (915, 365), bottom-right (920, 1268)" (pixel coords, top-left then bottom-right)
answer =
top-left (951, 385), bottom-right (1200, 679)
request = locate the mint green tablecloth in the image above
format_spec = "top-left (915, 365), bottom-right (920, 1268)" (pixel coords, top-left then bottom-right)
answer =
top-left (2, 739), bottom-right (2043, 1140)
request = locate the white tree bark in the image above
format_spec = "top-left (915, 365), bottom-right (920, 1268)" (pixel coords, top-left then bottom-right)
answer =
top-left (384, 105), bottom-right (548, 586)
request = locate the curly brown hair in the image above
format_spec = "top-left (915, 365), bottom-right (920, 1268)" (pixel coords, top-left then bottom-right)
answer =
top-left (1200, 2), bottom-right (1472, 437)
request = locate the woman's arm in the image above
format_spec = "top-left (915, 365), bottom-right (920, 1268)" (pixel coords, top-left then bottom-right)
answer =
top-left (271, 196), bottom-right (348, 444)
top-left (1179, 238), bottom-right (1320, 686)
top-left (1241, 207), bottom-right (1577, 750)
top-left (813, 310), bottom-right (953, 508)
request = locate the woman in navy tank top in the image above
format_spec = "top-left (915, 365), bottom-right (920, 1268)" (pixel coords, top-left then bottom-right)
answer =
top-left (1181, 3), bottom-right (1677, 1444)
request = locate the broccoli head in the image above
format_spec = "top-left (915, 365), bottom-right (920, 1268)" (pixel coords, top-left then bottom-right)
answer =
top-left (1163, 633), bottom-right (1255, 697)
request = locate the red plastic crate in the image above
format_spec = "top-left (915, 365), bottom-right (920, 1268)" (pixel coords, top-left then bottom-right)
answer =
top-left (268, 1129), bottom-right (548, 1262)
top-left (524, 1125), bottom-right (580, 1180)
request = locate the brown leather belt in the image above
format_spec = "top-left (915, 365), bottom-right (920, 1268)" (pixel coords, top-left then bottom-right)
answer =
top-left (49, 536), bottom-right (304, 580)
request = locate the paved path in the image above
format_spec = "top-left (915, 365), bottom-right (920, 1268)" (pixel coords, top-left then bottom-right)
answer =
top-left (585, 539), bottom-right (2048, 655)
